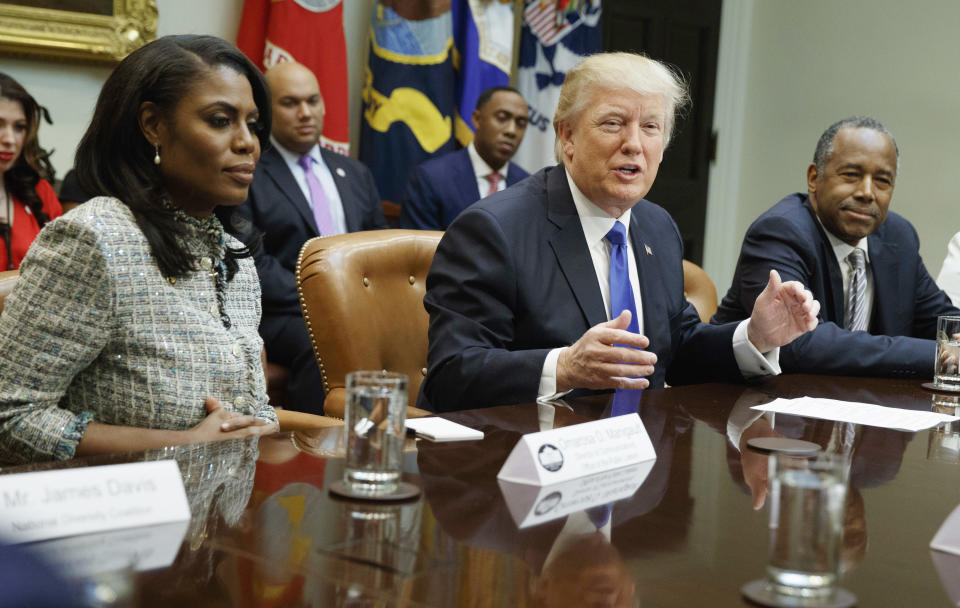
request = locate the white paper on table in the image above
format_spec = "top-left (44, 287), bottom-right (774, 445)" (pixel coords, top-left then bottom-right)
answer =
top-left (750, 397), bottom-right (959, 432)
top-left (405, 417), bottom-right (484, 442)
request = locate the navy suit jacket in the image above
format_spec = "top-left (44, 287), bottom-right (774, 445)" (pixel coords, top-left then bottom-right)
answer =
top-left (420, 165), bottom-right (745, 412)
top-left (221, 146), bottom-right (386, 316)
top-left (399, 147), bottom-right (529, 230)
top-left (712, 193), bottom-right (960, 378)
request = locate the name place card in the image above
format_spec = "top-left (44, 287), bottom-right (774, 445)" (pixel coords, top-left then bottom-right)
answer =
top-left (0, 460), bottom-right (190, 544)
top-left (497, 413), bottom-right (656, 486)
top-left (28, 521), bottom-right (189, 578)
top-left (498, 460), bottom-right (653, 528)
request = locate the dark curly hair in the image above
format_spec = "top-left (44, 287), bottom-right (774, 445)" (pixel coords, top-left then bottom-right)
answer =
top-left (0, 73), bottom-right (55, 229)
top-left (75, 35), bottom-right (271, 280)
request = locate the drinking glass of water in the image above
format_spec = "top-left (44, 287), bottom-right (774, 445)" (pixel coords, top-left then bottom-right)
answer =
top-left (342, 370), bottom-right (408, 497)
top-left (935, 316), bottom-right (960, 390)
top-left (743, 452), bottom-right (855, 607)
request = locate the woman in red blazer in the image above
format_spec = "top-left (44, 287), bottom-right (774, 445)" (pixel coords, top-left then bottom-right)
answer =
top-left (0, 73), bottom-right (62, 270)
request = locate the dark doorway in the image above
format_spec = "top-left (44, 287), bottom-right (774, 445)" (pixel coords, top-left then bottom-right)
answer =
top-left (602, 0), bottom-right (722, 265)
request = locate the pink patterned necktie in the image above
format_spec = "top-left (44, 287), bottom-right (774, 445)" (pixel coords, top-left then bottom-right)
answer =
top-left (485, 172), bottom-right (502, 197)
top-left (298, 155), bottom-right (337, 236)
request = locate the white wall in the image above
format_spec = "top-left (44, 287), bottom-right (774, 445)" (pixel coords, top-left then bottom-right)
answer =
top-left (708, 0), bottom-right (960, 293)
top-left (2, 0), bottom-right (372, 177)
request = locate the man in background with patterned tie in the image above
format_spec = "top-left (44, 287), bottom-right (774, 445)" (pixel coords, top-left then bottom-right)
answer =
top-left (419, 53), bottom-right (820, 413)
top-left (399, 86), bottom-right (530, 230)
top-left (713, 116), bottom-right (960, 379)
top-left (221, 61), bottom-right (385, 415)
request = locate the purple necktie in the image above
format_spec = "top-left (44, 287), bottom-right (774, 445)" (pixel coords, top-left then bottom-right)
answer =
top-left (298, 155), bottom-right (337, 236)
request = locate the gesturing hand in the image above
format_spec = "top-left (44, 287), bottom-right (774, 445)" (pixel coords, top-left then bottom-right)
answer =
top-left (189, 396), bottom-right (278, 443)
top-left (556, 310), bottom-right (657, 392)
top-left (747, 269), bottom-right (821, 353)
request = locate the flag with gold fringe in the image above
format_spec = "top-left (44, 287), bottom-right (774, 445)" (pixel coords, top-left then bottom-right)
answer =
top-left (237, 0), bottom-right (350, 154)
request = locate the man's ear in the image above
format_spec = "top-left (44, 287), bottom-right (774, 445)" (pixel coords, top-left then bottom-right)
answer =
top-left (806, 163), bottom-right (819, 196)
top-left (556, 120), bottom-right (574, 159)
top-left (472, 109), bottom-right (481, 132)
top-left (138, 101), bottom-right (163, 147)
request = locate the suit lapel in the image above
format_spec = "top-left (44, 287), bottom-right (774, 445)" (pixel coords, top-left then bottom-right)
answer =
top-left (805, 200), bottom-right (845, 322)
top-left (545, 167), bottom-right (607, 328)
top-left (627, 211), bottom-right (659, 336)
top-left (321, 148), bottom-right (359, 232)
top-left (455, 149), bottom-right (482, 210)
top-left (263, 147), bottom-right (319, 235)
top-left (866, 231), bottom-right (899, 333)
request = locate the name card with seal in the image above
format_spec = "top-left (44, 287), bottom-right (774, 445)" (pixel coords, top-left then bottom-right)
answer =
top-left (0, 460), bottom-right (190, 544)
top-left (498, 460), bottom-right (653, 528)
top-left (497, 413), bottom-right (656, 486)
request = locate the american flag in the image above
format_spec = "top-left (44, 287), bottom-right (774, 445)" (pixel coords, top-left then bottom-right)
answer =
top-left (524, 1), bottom-right (577, 46)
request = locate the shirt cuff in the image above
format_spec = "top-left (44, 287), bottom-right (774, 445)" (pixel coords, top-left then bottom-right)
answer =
top-left (54, 410), bottom-right (95, 461)
top-left (538, 347), bottom-right (572, 402)
top-left (732, 319), bottom-right (781, 378)
top-left (726, 400), bottom-right (774, 452)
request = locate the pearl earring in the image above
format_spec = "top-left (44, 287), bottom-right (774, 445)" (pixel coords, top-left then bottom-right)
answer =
top-left (153, 144), bottom-right (161, 166)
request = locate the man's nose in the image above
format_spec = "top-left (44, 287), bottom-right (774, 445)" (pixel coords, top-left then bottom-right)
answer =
top-left (621, 123), bottom-right (642, 155)
top-left (855, 176), bottom-right (876, 201)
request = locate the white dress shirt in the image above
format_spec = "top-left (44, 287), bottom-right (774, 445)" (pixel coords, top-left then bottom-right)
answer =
top-left (271, 137), bottom-right (347, 235)
top-left (937, 231), bottom-right (960, 307)
top-left (467, 142), bottom-right (509, 199)
top-left (819, 221), bottom-right (873, 330)
top-left (537, 171), bottom-right (778, 399)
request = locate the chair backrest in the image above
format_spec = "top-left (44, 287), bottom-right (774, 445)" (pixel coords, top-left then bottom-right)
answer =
top-left (682, 260), bottom-right (718, 323)
top-left (296, 229), bottom-right (443, 418)
top-left (0, 270), bottom-right (19, 316)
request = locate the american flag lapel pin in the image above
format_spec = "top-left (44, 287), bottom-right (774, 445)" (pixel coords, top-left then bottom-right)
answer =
top-left (644, 243), bottom-right (653, 256)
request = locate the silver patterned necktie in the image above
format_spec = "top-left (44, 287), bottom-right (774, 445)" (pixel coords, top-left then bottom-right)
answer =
top-left (845, 248), bottom-right (867, 331)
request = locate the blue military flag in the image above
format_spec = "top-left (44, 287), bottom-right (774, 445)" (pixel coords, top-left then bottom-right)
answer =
top-left (359, 2), bottom-right (456, 205)
top-left (451, 0), bottom-right (516, 146)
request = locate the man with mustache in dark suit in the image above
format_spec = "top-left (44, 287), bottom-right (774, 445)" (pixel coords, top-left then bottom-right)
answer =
top-left (713, 116), bottom-right (960, 378)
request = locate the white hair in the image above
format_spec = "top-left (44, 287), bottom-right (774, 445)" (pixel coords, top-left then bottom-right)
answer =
top-left (553, 52), bottom-right (689, 164)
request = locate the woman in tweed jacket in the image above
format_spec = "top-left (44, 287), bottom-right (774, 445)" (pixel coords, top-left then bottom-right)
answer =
top-left (0, 36), bottom-right (280, 463)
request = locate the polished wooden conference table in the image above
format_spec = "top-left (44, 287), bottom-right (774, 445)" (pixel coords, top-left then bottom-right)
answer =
top-left (5, 375), bottom-right (960, 606)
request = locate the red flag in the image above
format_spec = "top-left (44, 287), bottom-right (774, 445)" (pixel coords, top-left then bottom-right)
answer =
top-left (237, 0), bottom-right (350, 154)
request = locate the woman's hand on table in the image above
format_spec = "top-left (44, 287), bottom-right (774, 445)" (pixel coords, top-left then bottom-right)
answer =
top-left (189, 396), bottom-right (279, 442)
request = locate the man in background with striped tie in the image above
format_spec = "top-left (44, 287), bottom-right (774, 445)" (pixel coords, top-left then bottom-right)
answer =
top-left (399, 86), bottom-right (530, 230)
top-left (220, 62), bottom-right (386, 415)
top-left (713, 116), bottom-right (960, 379)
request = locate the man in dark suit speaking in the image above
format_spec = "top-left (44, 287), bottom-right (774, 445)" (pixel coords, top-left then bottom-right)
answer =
top-left (420, 53), bottom-right (820, 412)
top-left (399, 86), bottom-right (530, 230)
top-left (712, 116), bottom-right (960, 378)
top-left (221, 62), bottom-right (385, 414)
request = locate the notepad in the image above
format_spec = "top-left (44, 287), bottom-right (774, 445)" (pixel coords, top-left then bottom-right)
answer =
top-left (405, 417), bottom-right (484, 442)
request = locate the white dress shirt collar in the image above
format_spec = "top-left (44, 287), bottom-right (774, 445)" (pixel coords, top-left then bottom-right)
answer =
top-left (270, 136), bottom-right (322, 167)
top-left (818, 216), bottom-right (870, 265)
top-left (467, 141), bottom-right (509, 181)
top-left (565, 169), bottom-right (632, 245)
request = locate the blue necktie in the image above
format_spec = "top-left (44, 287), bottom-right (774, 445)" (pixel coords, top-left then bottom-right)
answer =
top-left (605, 222), bottom-right (639, 336)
